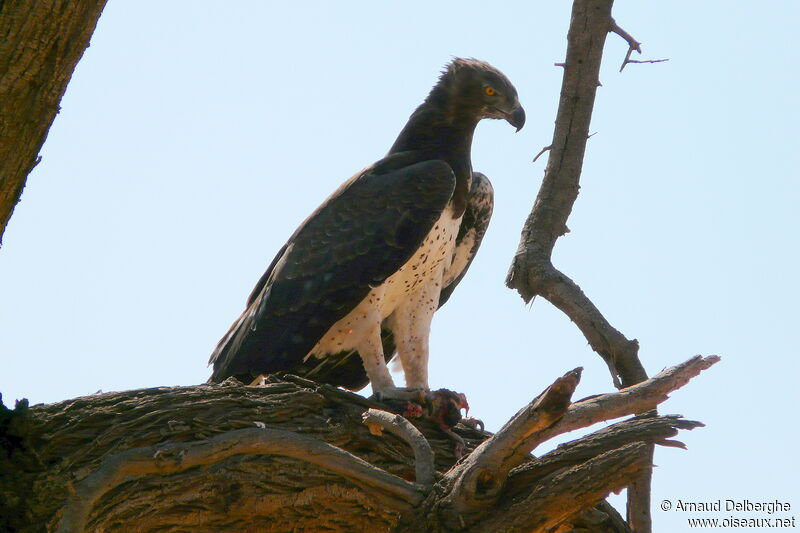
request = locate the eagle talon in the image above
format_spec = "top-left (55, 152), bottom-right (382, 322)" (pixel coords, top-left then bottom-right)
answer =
top-left (440, 426), bottom-right (467, 460)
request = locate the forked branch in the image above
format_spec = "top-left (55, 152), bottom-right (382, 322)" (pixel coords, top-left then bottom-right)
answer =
top-left (610, 17), bottom-right (669, 72)
top-left (506, 413), bottom-right (704, 497)
top-left (422, 355), bottom-right (717, 531)
top-left (528, 355), bottom-right (718, 450)
top-left (506, 2), bottom-right (670, 529)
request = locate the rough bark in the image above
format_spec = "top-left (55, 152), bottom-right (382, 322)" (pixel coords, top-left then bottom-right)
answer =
top-left (0, 0), bottom-right (107, 247)
top-left (1, 357), bottom-right (716, 532)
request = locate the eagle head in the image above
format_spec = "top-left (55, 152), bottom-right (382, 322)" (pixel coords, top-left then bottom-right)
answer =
top-left (437, 57), bottom-right (526, 131)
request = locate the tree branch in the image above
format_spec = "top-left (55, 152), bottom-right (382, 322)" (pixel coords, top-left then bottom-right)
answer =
top-left (58, 427), bottom-right (424, 533)
top-left (471, 442), bottom-right (650, 533)
top-left (526, 355), bottom-right (717, 451)
top-left (609, 17), bottom-right (669, 72)
top-left (533, 263), bottom-right (646, 387)
top-left (506, 414), bottom-right (703, 496)
top-left (438, 368), bottom-right (580, 517)
top-left (506, 0), bottom-right (613, 285)
top-left (505, 2), bottom-right (670, 528)
top-left (362, 408), bottom-right (435, 487)
top-left (422, 356), bottom-right (716, 531)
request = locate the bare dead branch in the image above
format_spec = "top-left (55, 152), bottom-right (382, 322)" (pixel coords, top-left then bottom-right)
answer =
top-left (58, 427), bottom-right (424, 532)
top-left (506, 0), bottom-right (613, 289)
top-left (429, 369), bottom-right (580, 526)
top-left (609, 18), bottom-right (641, 53)
top-left (627, 58), bottom-right (670, 66)
top-left (420, 356), bottom-right (715, 532)
top-left (472, 442), bottom-right (650, 533)
top-left (441, 368), bottom-right (580, 510)
top-left (504, 0), bottom-right (648, 389)
top-left (535, 263), bottom-right (645, 387)
top-left (506, 4), bottom-right (664, 527)
top-left (532, 144), bottom-right (552, 162)
top-left (507, 414), bottom-right (703, 496)
top-left (525, 356), bottom-right (718, 452)
top-left (362, 408), bottom-right (435, 486)
top-left (609, 17), bottom-right (642, 73)
top-left (609, 17), bottom-right (670, 72)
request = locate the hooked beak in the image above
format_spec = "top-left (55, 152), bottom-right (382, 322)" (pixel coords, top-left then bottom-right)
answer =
top-left (506, 103), bottom-right (526, 132)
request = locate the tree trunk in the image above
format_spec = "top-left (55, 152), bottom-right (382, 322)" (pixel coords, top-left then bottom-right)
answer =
top-left (0, 0), bottom-right (107, 247)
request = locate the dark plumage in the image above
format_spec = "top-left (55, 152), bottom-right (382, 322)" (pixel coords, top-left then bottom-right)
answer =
top-left (209, 58), bottom-right (524, 397)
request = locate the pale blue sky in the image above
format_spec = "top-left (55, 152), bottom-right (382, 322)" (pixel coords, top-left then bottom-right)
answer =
top-left (2, 2), bottom-right (798, 530)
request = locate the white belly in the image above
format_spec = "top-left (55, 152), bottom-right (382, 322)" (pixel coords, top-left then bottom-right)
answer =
top-left (308, 206), bottom-right (462, 357)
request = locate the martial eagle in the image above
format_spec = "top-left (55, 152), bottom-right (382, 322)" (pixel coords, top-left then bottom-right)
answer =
top-left (209, 58), bottom-right (524, 406)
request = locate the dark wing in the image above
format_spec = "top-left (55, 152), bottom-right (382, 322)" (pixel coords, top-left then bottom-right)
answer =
top-left (208, 151), bottom-right (455, 384)
top-left (438, 172), bottom-right (493, 306)
top-left (286, 172), bottom-right (493, 391)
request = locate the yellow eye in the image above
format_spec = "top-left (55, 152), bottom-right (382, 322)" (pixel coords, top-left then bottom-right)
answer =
top-left (484, 87), bottom-right (496, 96)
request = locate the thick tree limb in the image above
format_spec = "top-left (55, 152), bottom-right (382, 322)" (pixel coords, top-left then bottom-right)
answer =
top-left (58, 427), bottom-right (424, 532)
top-left (363, 408), bottom-right (435, 487)
top-left (471, 442), bottom-right (650, 533)
top-left (5, 362), bottom-right (711, 531)
top-left (440, 367), bottom-right (581, 514)
top-left (9, 377), bottom-right (487, 532)
top-left (0, 0), bottom-right (108, 247)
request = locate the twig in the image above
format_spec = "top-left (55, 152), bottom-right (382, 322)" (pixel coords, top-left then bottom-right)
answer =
top-left (609, 17), bottom-right (641, 72)
top-left (610, 17), bottom-right (668, 72)
top-left (627, 58), bottom-right (669, 66)
top-left (532, 144), bottom-right (552, 162)
top-left (609, 18), bottom-right (641, 52)
top-left (362, 408), bottom-right (435, 486)
top-left (58, 427), bottom-right (424, 532)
